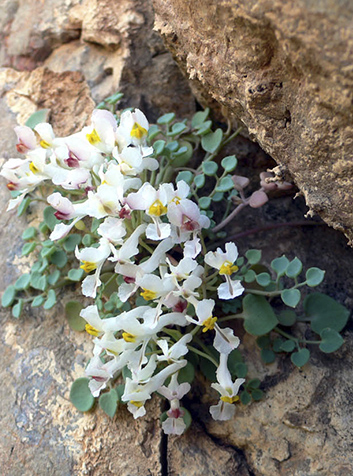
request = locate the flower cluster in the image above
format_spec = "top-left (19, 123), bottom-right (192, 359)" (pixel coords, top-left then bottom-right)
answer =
top-left (1, 107), bottom-right (246, 434)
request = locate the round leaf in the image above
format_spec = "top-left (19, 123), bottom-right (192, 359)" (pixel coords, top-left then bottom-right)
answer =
top-left (12, 299), bottom-right (24, 319)
top-left (17, 196), bottom-right (31, 217)
top-left (212, 191), bottom-right (224, 202)
top-left (319, 328), bottom-right (344, 353)
top-left (244, 269), bottom-right (256, 283)
top-left (215, 176), bottom-right (234, 192)
top-left (168, 122), bottom-right (187, 136)
top-left (43, 289), bottom-right (57, 310)
top-left (70, 378), bottom-right (95, 412)
top-left (68, 268), bottom-right (85, 282)
top-left (278, 310), bottom-right (297, 326)
top-left (243, 294), bottom-right (278, 336)
top-left (22, 242), bottom-right (37, 256)
top-left (271, 256), bottom-right (289, 276)
top-left (281, 289), bottom-right (301, 308)
top-left (157, 112), bottom-right (175, 125)
top-left (202, 161), bottom-right (218, 176)
top-left (194, 174), bottom-right (205, 189)
top-left (191, 108), bottom-right (209, 128)
top-left (234, 362), bottom-right (247, 378)
top-left (25, 109), bottom-right (50, 129)
top-left (251, 389), bottom-right (264, 401)
top-left (221, 155), bottom-right (237, 172)
top-left (50, 250), bottom-right (68, 268)
top-left (286, 257), bottom-right (303, 278)
top-left (180, 407), bottom-right (192, 431)
top-left (2, 285), bottom-right (16, 307)
top-left (240, 391), bottom-right (252, 405)
top-left (201, 129), bottom-right (223, 153)
top-left (245, 249), bottom-right (262, 265)
top-left (15, 274), bottom-right (31, 291)
top-left (22, 227), bottom-right (37, 241)
top-left (261, 349), bottom-right (276, 363)
top-left (306, 268), bottom-right (325, 287)
top-left (256, 273), bottom-right (271, 287)
top-left (176, 171), bottom-right (193, 184)
top-left (304, 293), bottom-right (349, 333)
top-left (63, 234), bottom-right (82, 252)
top-left (291, 348), bottom-right (310, 367)
top-left (178, 361), bottom-right (195, 384)
top-left (280, 340), bottom-right (296, 352)
top-left (99, 389), bottom-right (118, 417)
top-left (31, 295), bottom-right (45, 307)
top-left (43, 206), bottom-right (60, 231)
top-left (199, 196), bottom-right (211, 209)
top-left (172, 141), bottom-right (193, 167)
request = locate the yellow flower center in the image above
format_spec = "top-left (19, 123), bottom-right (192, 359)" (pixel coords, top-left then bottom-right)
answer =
top-left (29, 162), bottom-right (39, 174)
top-left (219, 261), bottom-right (238, 276)
top-left (171, 196), bottom-right (181, 205)
top-left (131, 122), bottom-right (147, 140)
top-left (141, 289), bottom-right (157, 301)
top-left (202, 316), bottom-right (218, 332)
top-left (80, 261), bottom-right (97, 273)
top-left (40, 139), bottom-right (51, 149)
top-left (85, 324), bottom-right (100, 336)
top-left (130, 400), bottom-right (144, 408)
top-left (86, 129), bottom-right (101, 145)
top-left (148, 199), bottom-right (167, 217)
top-left (122, 332), bottom-right (136, 343)
top-left (220, 395), bottom-right (239, 404)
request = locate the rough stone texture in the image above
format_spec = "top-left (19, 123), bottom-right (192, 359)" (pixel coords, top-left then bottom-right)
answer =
top-left (1, 1), bottom-right (353, 475)
top-left (153, 0), bottom-right (353, 243)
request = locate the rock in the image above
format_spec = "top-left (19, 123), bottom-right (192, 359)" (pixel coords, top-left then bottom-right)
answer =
top-left (153, 0), bottom-right (353, 243)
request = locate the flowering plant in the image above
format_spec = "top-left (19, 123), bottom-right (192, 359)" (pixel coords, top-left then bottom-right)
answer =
top-left (1, 94), bottom-right (349, 434)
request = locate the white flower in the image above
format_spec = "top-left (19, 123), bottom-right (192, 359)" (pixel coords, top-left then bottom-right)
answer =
top-left (210, 353), bottom-right (245, 421)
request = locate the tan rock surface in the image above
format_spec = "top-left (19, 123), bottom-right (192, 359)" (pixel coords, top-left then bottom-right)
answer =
top-left (1, 1), bottom-right (353, 475)
top-left (153, 0), bottom-right (353, 243)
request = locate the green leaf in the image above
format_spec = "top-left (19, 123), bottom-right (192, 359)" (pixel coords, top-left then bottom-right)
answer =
top-left (50, 250), bottom-right (68, 269)
top-left (243, 294), bottom-right (279, 336)
top-left (215, 176), bottom-right (234, 192)
top-left (202, 161), bottom-right (218, 176)
top-left (17, 196), bottom-right (31, 217)
top-left (234, 362), bottom-right (247, 378)
top-left (194, 121), bottom-right (212, 135)
top-left (291, 348), bottom-right (310, 367)
top-left (41, 245), bottom-right (57, 259)
top-left (99, 389), bottom-right (118, 417)
top-left (278, 310), bottom-right (297, 326)
top-left (261, 349), bottom-right (276, 363)
top-left (221, 155), bottom-right (237, 172)
top-left (191, 108), bottom-right (209, 128)
top-left (68, 268), bottom-right (85, 282)
top-left (201, 129), bottom-right (223, 153)
top-left (147, 125), bottom-right (161, 141)
top-left (256, 335), bottom-right (271, 349)
top-left (25, 109), bottom-right (50, 129)
top-left (245, 249), bottom-right (262, 265)
top-left (105, 92), bottom-right (123, 104)
top-left (280, 340), bottom-right (296, 352)
top-left (82, 234), bottom-right (92, 247)
top-left (240, 390), bottom-right (252, 405)
top-left (115, 384), bottom-right (125, 402)
top-left (12, 299), bottom-right (24, 318)
top-left (306, 268), bottom-right (325, 287)
top-left (181, 407), bottom-right (192, 431)
top-left (304, 293), bottom-right (349, 334)
top-left (286, 257), bottom-right (303, 278)
top-left (157, 112), bottom-right (175, 125)
top-left (47, 269), bottom-right (60, 286)
top-left (43, 206), bottom-right (60, 231)
top-left (199, 356), bottom-right (217, 382)
top-left (244, 269), bottom-right (256, 283)
top-left (70, 378), bottom-right (95, 412)
top-left (281, 289), bottom-right (301, 308)
top-left (31, 295), bottom-right (45, 307)
top-left (63, 234), bottom-right (82, 252)
top-left (43, 289), bottom-right (56, 310)
top-left (167, 122), bottom-right (187, 136)
top-left (199, 196), bottom-right (211, 209)
top-left (319, 328), bottom-right (344, 353)
top-left (171, 141), bottom-right (193, 167)
top-left (178, 362), bottom-right (195, 384)
top-left (251, 389), bottom-right (264, 401)
top-left (30, 272), bottom-right (46, 291)
top-left (256, 273), bottom-right (271, 287)
top-left (194, 174), bottom-right (205, 189)
top-left (247, 379), bottom-right (261, 389)
top-left (2, 285), bottom-right (16, 307)
top-left (212, 191), bottom-right (224, 202)
top-left (39, 222), bottom-right (49, 234)
top-left (273, 338), bottom-right (285, 352)
top-left (65, 301), bottom-right (85, 332)
top-left (22, 227), bottom-right (37, 241)
top-left (227, 349), bottom-right (243, 376)
top-left (166, 141), bottom-right (179, 152)
top-left (21, 242), bottom-right (37, 257)
top-left (14, 274), bottom-right (31, 291)
top-left (271, 256), bottom-right (289, 276)
top-left (176, 171), bottom-right (193, 184)
top-left (153, 139), bottom-right (166, 155)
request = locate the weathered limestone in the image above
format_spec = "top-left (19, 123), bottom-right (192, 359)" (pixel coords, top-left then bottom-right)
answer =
top-left (153, 0), bottom-right (353, 243)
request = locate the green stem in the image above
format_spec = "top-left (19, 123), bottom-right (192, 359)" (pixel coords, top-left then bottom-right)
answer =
top-left (187, 344), bottom-right (218, 367)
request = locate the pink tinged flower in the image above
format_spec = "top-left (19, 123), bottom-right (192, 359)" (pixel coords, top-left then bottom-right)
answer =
top-left (184, 236), bottom-right (202, 258)
top-left (97, 217), bottom-right (126, 245)
top-left (249, 190), bottom-right (269, 208)
top-left (34, 123), bottom-right (56, 149)
top-left (14, 126), bottom-right (36, 153)
top-left (167, 199), bottom-right (210, 233)
top-left (47, 192), bottom-right (76, 220)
